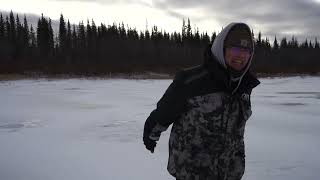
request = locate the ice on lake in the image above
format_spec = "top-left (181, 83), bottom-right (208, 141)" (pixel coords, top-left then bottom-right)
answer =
top-left (0, 76), bottom-right (319, 180)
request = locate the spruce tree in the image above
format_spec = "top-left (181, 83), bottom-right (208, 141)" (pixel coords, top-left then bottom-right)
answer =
top-left (211, 32), bottom-right (217, 44)
top-left (37, 14), bottom-right (52, 58)
top-left (0, 13), bottom-right (4, 38)
top-left (280, 37), bottom-right (287, 49)
top-left (119, 22), bottom-right (126, 39)
top-left (293, 36), bottom-right (298, 48)
top-left (16, 14), bottom-right (21, 29)
top-left (309, 40), bottom-right (313, 48)
top-left (66, 20), bottom-right (72, 52)
top-left (288, 36), bottom-right (298, 48)
top-left (29, 25), bottom-right (36, 48)
top-left (78, 21), bottom-right (86, 54)
top-left (139, 31), bottom-right (145, 40)
top-left (151, 25), bottom-right (158, 41)
top-left (194, 27), bottom-right (200, 43)
top-left (273, 36), bottom-right (279, 51)
top-left (145, 28), bottom-right (150, 40)
top-left (315, 37), bottom-right (319, 48)
top-left (16, 14), bottom-right (22, 43)
top-left (36, 17), bottom-right (43, 49)
top-left (257, 31), bottom-right (262, 48)
top-left (5, 17), bottom-right (10, 40)
top-left (9, 11), bottom-right (16, 42)
top-left (72, 24), bottom-right (77, 49)
top-left (301, 39), bottom-right (308, 48)
top-left (59, 14), bottom-right (67, 51)
top-left (48, 18), bottom-right (54, 55)
top-left (23, 15), bottom-right (29, 47)
top-left (86, 20), bottom-right (92, 47)
top-left (181, 19), bottom-right (186, 42)
top-left (15, 14), bottom-right (23, 57)
top-left (202, 32), bottom-right (210, 44)
top-left (265, 37), bottom-right (271, 50)
top-left (91, 20), bottom-right (97, 40)
top-left (186, 18), bottom-right (192, 41)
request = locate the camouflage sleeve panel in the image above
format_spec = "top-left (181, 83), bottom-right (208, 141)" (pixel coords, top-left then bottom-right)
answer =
top-left (149, 123), bottom-right (169, 141)
top-left (143, 72), bottom-right (186, 141)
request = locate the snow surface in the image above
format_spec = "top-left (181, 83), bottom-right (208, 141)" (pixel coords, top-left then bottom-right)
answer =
top-left (0, 76), bottom-right (319, 180)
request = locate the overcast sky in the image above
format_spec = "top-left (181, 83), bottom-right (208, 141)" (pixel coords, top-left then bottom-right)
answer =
top-left (1, 0), bottom-right (320, 42)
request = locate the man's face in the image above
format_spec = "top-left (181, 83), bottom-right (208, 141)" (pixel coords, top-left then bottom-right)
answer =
top-left (224, 46), bottom-right (251, 71)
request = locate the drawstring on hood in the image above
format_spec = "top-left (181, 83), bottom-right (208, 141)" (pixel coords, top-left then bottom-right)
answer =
top-left (210, 22), bottom-right (255, 94)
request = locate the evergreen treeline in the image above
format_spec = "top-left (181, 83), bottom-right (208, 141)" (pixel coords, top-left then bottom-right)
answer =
top-left (0, 11), bottom-right (319, 75)
top-left (252, 32), bottom-right (320, 73)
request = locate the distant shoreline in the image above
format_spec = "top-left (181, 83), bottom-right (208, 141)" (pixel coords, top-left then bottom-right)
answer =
top-left (0, 72), bottom-right (174, 81)
top-left (0, 72), bottom-right (319, 81)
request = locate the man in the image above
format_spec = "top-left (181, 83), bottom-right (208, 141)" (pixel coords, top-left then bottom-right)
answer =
top-left (143, 22), bottom-right (260, 180)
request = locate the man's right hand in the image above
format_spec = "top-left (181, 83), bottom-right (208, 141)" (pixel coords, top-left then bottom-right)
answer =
top-left (143, 136), bottom-right (157, 153)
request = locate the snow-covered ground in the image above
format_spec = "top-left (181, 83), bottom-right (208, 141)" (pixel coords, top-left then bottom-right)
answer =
top-left (0, 76), bottom-right (319, 180)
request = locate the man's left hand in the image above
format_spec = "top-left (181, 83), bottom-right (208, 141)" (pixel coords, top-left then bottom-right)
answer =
top-left (143, 136), bottom-right (157, 153)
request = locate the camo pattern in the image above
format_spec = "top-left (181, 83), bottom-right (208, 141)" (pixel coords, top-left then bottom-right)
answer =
top-left (167, 92), bottom-right (252, 180)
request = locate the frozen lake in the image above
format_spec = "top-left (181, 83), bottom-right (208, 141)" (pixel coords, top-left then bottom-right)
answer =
top-left (0, 76), bottom-right (320, 180)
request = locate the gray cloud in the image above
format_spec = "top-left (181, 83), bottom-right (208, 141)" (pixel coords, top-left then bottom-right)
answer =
top-left (52, 0), bottom-right (152, 7)
top-left (152, 0), bottom-right (320, 41)
top-left (151, 1), bottom-right (185, 20)
top-left (53, 0), bottom-right (134, 3)
top-left (3, 0), bottom-right (319, 41)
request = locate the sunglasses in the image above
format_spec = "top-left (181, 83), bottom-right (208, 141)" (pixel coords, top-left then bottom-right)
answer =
top-left (226, 46), bottom-right (251, 57)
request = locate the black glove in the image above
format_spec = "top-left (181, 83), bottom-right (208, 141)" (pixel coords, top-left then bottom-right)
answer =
top-left (143, 136), bottom-right (157, 153)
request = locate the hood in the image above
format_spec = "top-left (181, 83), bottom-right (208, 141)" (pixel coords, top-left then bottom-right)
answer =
top-left (210, 22), bottom-right (255, 94)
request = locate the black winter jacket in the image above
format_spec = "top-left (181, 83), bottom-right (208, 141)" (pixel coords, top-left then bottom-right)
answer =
top-left (143, 47), bottom-right (260, 180)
